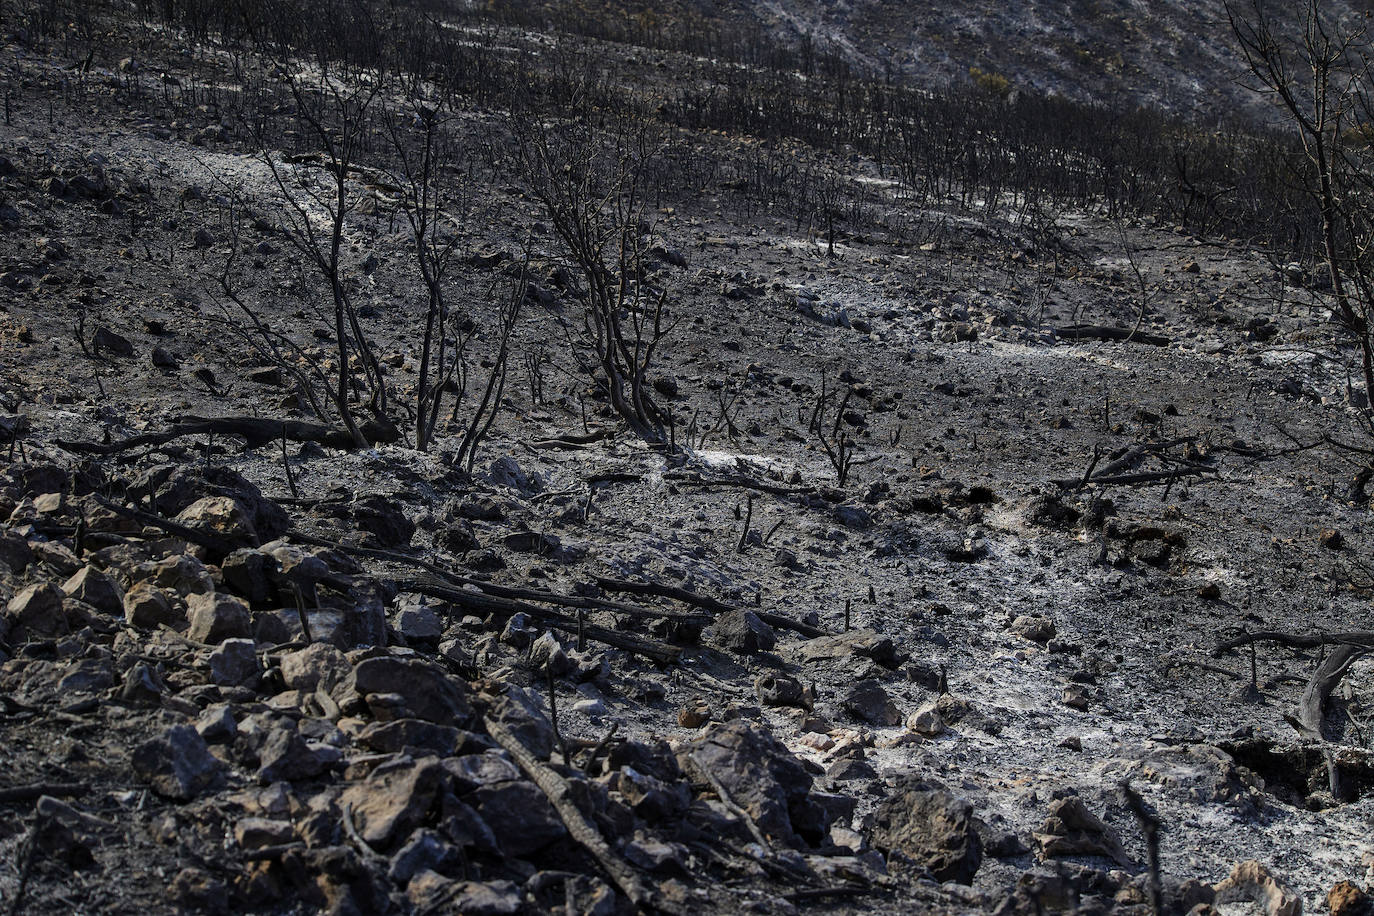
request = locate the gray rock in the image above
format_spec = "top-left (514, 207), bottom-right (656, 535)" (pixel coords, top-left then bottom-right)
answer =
top-left (257, 724), bottom-right (339, 783)
top-left (391, 599), bottom-right (442, 644)
top-left (1033, 795), bottom-right (1132, 866)
top-left (1010, 614), bottom-right (1056, 643)
top-left (135, 554), bottom-right (214, 597)
top-left (6, 583), bottom-right (67, 639)
top-left (841, 680), bottom-right (902, 727)
top-left (187, 592), bottom-right (252, 644)
top-left (150, 346), bottom-right (179, 369)
top-left (133, 725), bottom-right (223, 800)
top-left (234, 817), bottom-right (294, 850)
top-left (121, 585), bottom-right (179, 626)
top-left (488, 686), bottom-right (555, 760)
top-left (755, 673), bottom-right (807, 709)
top-left (869, 787), bottom-right (982, 884)
top-left (434, 521), bottom-right (480, 554)
top-left (347, 495), bottom-right (414, 549)
top-left (791, 629), bottom-right (898, 668)
top-left (683, 721), bottom-right (813, 848)
top-left (61, 566), bottom-right (123, 615)
top-left (357, 719), bottom-right (469, 756)
top-left (0, 529), bottom-right (32, 573)
top-left (703, 609), bottom-right (776, 654)
top-left (334, 655), bottom-right (473, 727)
top-left (221, 549), bottom-right (275, 605)
top-left (469, 779), bottom-right (567, 857)
top-left (280, 643), bottom-right (350, 693)
top-left (208, 638), bottom-right (259, 685)
top-left (389, 828), bottom-right (462, 885)
top-left (175, 496), bottom-right (258, 549)
top-left (410, 877), bottom-right (521, 916)
top-left (487, 457), bottom-right (543, 492)
top-left (340, 757), bottom-right (443, 849)
top-left (92, 326), bottom-right (135, 357)
top-left (196, 703), bottom-right (237, 742)
top-left (120, 662), bottom-right (167, 703)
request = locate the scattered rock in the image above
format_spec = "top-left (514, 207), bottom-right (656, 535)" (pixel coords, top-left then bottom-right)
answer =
top-left (208, 638), bottom-right (259, 685)
top-left (1329, 880), bottom-right (1372, 916)
top-left (1010, 614), bottom-right (1056, 643)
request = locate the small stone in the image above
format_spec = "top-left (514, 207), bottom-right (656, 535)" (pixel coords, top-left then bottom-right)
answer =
top-left (1213, 861), bottom-right (1301, 916)
top-left (391, 599), bottom-right (442, 644)
top-left (755, 673), bottom-right (807, 708)
top-left (678, 699), bottom-right (712, 728)
top-left (1328, 880), bottom-right (1372, 916)
top-left (257, 725), bottom-right (338, 783)
top-left (1010, 614), bottom-right (1056, 643)
top-left (6, 583), bottom-right (67, 639)
top-left (176, 496), bottom-right (258, 548)
top-left (1318, 528), bottom-right (1345, 550)
top-left (196, 703), bottom-right (237, 742)
top-left (92, 326), bottom-right (135, 357)
top-left (1034, 795), bottom-right (1131, 866)
top-left (390, 829), bottom-right (461, 886)
top-left (120, 662), bottom-right (167, 703)
top-left (869, 787), bottom-right (981, 884)
top-left (280, 643), bottom-right (350, 693)
top-left (334, 656), bottom-right (473, 726)
top-left (234, 818), bottom-right (294, 851)
top-left (151, 346), bottom-right (180, 369)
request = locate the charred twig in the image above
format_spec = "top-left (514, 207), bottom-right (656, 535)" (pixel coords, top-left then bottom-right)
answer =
top-left (56, 415), bottom-right (398, 455)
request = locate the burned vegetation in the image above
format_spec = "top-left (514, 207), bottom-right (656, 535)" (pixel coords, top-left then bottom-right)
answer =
top-left (4, 0), bottom-right (1374, 913)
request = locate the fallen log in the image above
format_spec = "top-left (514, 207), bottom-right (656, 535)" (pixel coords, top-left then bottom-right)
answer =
top-left (1056, 324), bottom-right (1171, 346)
top-left (663, 470), bottom-right (816, 497)
top-left (597, 577), bottom-right (828, 639)
top-left (55, 415), bottom-right (399, 455)
top-left (399, 578), bottom-right (681, 665)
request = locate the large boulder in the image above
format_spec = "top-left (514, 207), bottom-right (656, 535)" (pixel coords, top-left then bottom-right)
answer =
top-left (133, 725), bottom-right (224, 800)
top-left (187, 592), bottom-right (252, 644)
top-left (61, 566), bottom-right (123, 615)
top-left (334, 656), bottom-right (472, 727)
top-left (6, 583), bottom-right (67, 639)
top-left (869, 786), bottom-right (982, 884)
top-left (703, 610), bottom-right (776, 654)
top-left (339, 757), bottom-right (442, 849)
top-left (682, 721), bottom-right (813, 848)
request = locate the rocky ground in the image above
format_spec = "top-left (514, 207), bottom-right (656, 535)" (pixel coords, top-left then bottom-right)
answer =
top-left (4, 10), bottom-right (1374, 916)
